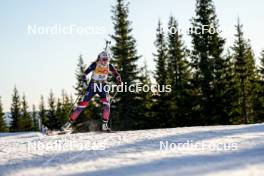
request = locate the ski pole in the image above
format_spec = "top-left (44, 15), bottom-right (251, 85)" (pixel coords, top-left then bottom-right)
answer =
top-left (108, 85), bottom-right (118, 130)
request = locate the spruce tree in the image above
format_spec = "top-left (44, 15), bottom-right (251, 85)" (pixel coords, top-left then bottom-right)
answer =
top-left (231, 20), bottom-right (257, 124)
top-left (218, 51), bottom-right (237, 124)
top-left (253, 50), bottom-right (264, 122)
top-left (39, 95), bottom-right (47, 128)
top-left (134, 60), bottom-right (153, 129)
top-left (154, 20), bottom-right (167, 87)
top-left (21, 95), bottom-right (33, 131)
top-left (111, 0), bottom-right (141, 130)
top-left (61, 90), bottom-right (72, 125)
top-left (190, 0), bottom-right (225, 124)
top-left (0, 97), bottom-right (7, 132)
top-left (55, 98), bottom-right (64, 128)
top-left (153, 20), bottom-right (169, 128)
top-left (259, 50), bottom-right (264, 78)
top-left (32, 104), bottom-right (39, 131)
top-left (167, 16), bottom-right (192, 127)
top-left (10, 87), bottom-right (22, 132)
top-left (47, 90), bottom-right (58, 129)
top-left (74, 55), bottom-right (87, 96)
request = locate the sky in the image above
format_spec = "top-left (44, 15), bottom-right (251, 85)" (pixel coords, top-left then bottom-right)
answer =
top-left (0, 0), bottom-right (264, 112)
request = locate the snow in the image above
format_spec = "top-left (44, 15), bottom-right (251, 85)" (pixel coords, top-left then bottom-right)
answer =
top-left (0, 123), bottom-right (264, 176)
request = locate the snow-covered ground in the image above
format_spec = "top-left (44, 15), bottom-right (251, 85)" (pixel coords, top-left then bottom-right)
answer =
top-left (0, 123), bottom-right (264, 176)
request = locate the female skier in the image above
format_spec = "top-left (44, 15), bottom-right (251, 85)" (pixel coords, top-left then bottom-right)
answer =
top-left (61, 51), bottom-right (121, 132)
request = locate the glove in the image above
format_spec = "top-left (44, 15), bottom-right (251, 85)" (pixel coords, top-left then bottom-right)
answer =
top-left (82, 75), bottom-right (88, 87)
top-left (82, 81), bottom-right (88, 88)
top-left (82, 75), bottom-right (87, 82)
top-left (116, 76), bottom-right (122, 85)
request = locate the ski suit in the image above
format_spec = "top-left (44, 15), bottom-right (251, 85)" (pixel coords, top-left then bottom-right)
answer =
top-left (69, 61), bottom-right (121, 122)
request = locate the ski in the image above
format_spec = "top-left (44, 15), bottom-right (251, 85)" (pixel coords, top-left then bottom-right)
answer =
top-left (45, 129), bottom-right (115, 136)
top-left (46, 129), bottom-right (73, 136)
top-left (101, 129), bottom-right (115, 133)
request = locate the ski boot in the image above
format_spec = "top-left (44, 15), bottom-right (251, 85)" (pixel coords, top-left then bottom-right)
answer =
top-left (101, 120), bottom-right (113, 133)
top-left (60, 120), bottom-right (73, 133)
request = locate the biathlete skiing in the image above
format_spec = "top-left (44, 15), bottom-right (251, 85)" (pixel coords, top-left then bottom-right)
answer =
top-left (61, 50), bottom-right (121, 133)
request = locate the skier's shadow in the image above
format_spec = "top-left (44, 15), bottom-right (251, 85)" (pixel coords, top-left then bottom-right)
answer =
top-left (0, 124), bottom-right (263, 175)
